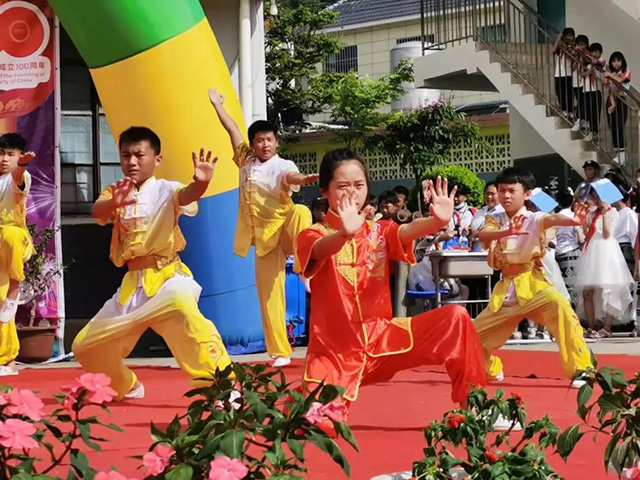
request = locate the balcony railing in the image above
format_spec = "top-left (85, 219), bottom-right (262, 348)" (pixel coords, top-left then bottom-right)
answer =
top-left (421, 0), bottom-right (640, 178)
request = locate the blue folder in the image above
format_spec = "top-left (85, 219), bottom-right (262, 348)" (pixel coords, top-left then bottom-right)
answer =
top-left (589, 178), bottom-right (623, 204)
top-left (530, 188), bottom-right (559, 213)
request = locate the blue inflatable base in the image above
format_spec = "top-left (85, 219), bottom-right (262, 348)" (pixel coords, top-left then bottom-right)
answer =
top-left (180, 190), bottom-right (265, 353)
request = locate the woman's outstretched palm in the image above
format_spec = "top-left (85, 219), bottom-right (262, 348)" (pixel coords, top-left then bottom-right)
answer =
top-left (338, 193), bottom-right (365, 238)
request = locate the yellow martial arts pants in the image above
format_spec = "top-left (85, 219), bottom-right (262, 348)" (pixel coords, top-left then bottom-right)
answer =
top-left (0, 226), bottom-right (32, 365)
top-left (0, 225), bottom-right (33, 303)
top-left (72, 274), bottom-right (231, 399)
top-left (474, 287), bottom-right (593, 379)
top-left (255, 204), bottom-right (311, 358)
top-left (0, 321), bottom-right (19, 365)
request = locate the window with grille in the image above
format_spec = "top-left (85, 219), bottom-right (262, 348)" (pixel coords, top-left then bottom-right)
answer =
top-left (396, 34), bottom-right (436, 45)
top-left (324, 45), bottom-right (358, 74)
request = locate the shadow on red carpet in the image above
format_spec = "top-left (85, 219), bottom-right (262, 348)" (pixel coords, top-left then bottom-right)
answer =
top-left (5, 350), bottom-right (633, 479)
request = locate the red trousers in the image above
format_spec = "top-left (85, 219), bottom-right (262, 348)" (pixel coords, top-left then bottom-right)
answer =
top-left (360, 305), bottom-right (487, 404)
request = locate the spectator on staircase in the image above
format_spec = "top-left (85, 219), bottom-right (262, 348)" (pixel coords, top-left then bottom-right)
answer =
top-left (581, 43), bottom-right (606, 142)
top-left (571, 35), bottom-right (591, 133)
top-left (553, 27), bottom-right (575, 118)
top-left (605, 51), bottom-right (632, 165)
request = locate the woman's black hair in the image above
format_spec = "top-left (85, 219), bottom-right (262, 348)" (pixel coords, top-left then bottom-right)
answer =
top-left (495, 166), bottom-right (536, 191)
top-left (484, 181), bottom-right (497, 192)
top-left (609, 51), bottom-right (628, 73)
top-left (589, 43), bottom-right (603, 54)
top-left (378, 190), bottom-right (400, 206)
top-left (562, 27), bottom-right (575, 37)
top-left (318, 148), bottom-right (369, 192)
top-left (575, 34), bottom-right (589, 47)
top-left (557, 189), bottom-right (574, 209)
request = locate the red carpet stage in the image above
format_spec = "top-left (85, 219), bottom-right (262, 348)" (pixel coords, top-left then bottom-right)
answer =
top-left (5, 350), bottom-right (638, 479)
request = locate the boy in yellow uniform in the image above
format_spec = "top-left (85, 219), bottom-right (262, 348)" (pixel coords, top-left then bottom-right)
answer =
top-left (0, 134), bottom-right (36, 376)
top-left (209, 90), bottom-right (315, 367)
top-left (475, 167), bottom-right (593, 387)
top-left (72, 127), bottom-right (231, 399)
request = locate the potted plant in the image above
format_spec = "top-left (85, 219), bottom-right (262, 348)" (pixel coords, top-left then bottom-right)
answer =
top-left (15, 223), bottom-right (65, 363)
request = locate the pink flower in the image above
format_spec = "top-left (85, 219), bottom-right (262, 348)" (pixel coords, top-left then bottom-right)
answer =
top-left (623, 467), bottom-right (640, 480)
top-left (143, 444), bottom-right (175, 476)
top-left (0, 393), bottom-right (9, 406)
top-left (322, 402), bottom-right (346, 423)
top-left (304, 402), bottom-right (325, 425)
top-left (208, 456), bottom-right (248, 480)
top-left (6, 389), bottom-right (44, 421)
top-left (0, 419), bottom-right (38, 450)
top-left (77, 373), bottom-right (118, 404)
top-left (95, 471), bottom-right (138, 480)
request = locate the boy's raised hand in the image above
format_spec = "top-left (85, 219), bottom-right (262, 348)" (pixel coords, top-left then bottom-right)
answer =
top-left (192, 148), bottom-right (218, 183)
top-left (427, 176), bottom-right (456, 224)
top-left (507, 215), bottom-right (529, 236)
top-left (572, 202), bottom-right (589, 225)
top-left (18, 151), bottom-right (36, 167)
top-left (338, 192), bottom-right (365, 239)
top-left (111, 178), bottom-right (136, 208)
top-left (208, 89), bottom-right (224, 107)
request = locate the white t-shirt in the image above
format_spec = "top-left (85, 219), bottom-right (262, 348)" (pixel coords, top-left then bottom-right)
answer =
top-left (583, 60), bottom-right (607, 93)
top-left (239, 154), bottom-right (300, 202)
top-left (555, 208), bottom-right (581, 255)
top-left (614, 206), bottom-right (638, 244)
top-left (447, 203), bottom-right (474, 231)
top-left (555, 51), bottom-right (571, 78)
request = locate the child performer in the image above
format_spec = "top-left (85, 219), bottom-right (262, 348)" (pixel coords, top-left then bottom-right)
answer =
top-left (297, 149), bottom-right (487, 415)
top-left (0, 134), bottom-right (36, 376)
top-left (209, 90), bottom-right (315, 368)
top-left (575, 189), bottom-right (634, 338)
top-left (72, 127), bottom-right (231, 399)
top-left (475, 167), bottom-right (593, 387)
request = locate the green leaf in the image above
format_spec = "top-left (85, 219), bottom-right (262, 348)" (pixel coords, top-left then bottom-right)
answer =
top-left (70, 450), bottom-right (91, 476)
top-left (150, 421), bottom-right (168, 442)
top-left (167, 415), bottom-right (182, 439)
top-left (166, 464), bottom-right (194, 480)
top-left (556, 425), bottom-right (584, 460)
top-left (309, 431), bottom-right (351, 476)
top-left (287, 438), bottom-right (305, 461)
top-left (333, 421), bottom-right (359, 452)
top-left (577, 383), bottom-right (593, 407)
top-left (597, 392), bottom-right (623, 412)
top-left (220, 429), bottom-right (245, 458)
top-left (604, 431), bottom-right (623, 468)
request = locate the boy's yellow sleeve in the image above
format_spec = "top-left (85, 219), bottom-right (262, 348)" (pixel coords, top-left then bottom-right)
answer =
top-left (233, 142), bottom-right (253, 168)
top-left (94, 186), bottom-right (114, 226)
top-left (481, 214), bottom-right (500, 232)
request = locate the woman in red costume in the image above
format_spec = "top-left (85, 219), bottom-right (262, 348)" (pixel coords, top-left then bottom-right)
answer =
top-left (297, 149), bottom-right (487, 416)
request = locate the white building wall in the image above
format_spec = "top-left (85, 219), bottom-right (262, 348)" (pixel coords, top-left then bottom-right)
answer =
top-left (566, 0), bottom-right (639, 75)
top-left (509, 108), bottom-right (554, 160)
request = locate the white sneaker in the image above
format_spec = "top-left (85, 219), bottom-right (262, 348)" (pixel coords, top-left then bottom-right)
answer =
top-left (584, 133), bottom-right (593, 142)
top-left (571, 120), bottom-right (581, 132)
top-left (272, 357), bottom-right (292, 368)
top-left (0, 364), bottom-right (18, 376)
top-left (0, 299), bottom-right (18, 323)
top-left (492, 414), bottom-right (523, 432)
top-left (124, 383), bottom-right (145, 399)
top-left (493, 370), bottom-right (505, 382)
top-left (570, 375), bottom-right (588, 389)
top-left (511, 331), bottom-right (522, 340)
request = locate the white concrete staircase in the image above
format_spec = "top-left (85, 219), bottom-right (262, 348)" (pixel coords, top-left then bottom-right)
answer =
top-left (415, 41), bottom-right (602, 176)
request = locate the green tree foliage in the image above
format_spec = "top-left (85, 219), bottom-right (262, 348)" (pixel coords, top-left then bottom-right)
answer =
top-left (367, 101), bottom-right (490, 192)
top-left (324, 60), bottom-right (414, 147)
top-left (265, 3), bottom-right (342, 129)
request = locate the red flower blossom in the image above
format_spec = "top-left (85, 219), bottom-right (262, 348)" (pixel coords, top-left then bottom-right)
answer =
top-left (445, 413), bottom-right (465, 429)
top-left (485, 451), bottom-right (499, 463)
top-left (511, 392), bottom-right (523, 406)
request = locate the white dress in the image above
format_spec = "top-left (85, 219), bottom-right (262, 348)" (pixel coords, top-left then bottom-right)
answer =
top-left (542, 248), bottom-right (571, 301)
top-left (574, 209), bottom-right (634, 320)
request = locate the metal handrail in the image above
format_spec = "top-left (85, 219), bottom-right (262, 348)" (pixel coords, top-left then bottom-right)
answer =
top-left (421, 0), bottom-right (640, 175)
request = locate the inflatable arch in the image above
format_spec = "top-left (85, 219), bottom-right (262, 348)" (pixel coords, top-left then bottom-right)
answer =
top-left (49, 0), bottom-right (264, 353)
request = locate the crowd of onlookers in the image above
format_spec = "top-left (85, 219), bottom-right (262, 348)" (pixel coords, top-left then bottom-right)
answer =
top-left (554, 27), bottom-right (632, 164)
